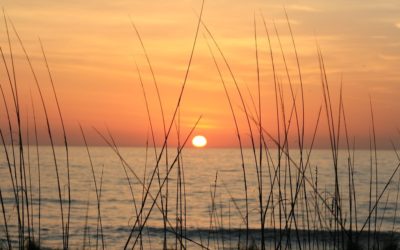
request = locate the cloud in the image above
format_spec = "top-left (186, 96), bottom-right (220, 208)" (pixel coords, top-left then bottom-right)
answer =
top-left (287, 4), bottom-right (320, 13)
top-left (396, 22), bottom-right (400, 29)
top-left (379, 54), bottom-right (400, 61)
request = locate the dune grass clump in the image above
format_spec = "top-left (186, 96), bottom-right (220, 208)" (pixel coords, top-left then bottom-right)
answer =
top-left (0, 3), bottom-right (400, 250)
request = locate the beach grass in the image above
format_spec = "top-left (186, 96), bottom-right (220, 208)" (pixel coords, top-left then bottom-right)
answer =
top-left (0, 4), bottom-right (400, 250)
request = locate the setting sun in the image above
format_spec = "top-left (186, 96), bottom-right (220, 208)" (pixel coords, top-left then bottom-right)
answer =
top-left (192, 135), bottom-right (207, 148)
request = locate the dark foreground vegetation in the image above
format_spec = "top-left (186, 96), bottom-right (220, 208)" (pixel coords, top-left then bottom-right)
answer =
top-left (1, 2), bottom-right (400, 249)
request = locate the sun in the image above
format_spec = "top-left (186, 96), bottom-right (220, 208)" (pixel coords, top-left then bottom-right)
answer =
top-left (192, 135), bottom-right (207, 148)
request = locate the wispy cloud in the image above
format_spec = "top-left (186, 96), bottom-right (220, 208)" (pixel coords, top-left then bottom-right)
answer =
top-left (287, 4), bottom-right (320, 13)
top-left (379, 54), bottom-right (400, 61)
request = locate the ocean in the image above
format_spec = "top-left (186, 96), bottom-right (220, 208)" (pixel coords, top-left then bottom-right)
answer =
top-left (0, 146), bottom-right (399, 249)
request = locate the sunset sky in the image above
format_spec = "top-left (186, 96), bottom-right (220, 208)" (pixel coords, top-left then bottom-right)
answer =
top-left (0, 0), bottom-right (399, 148)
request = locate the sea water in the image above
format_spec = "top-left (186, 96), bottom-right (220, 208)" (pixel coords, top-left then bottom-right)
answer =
top-left (0, 147), bottom-right (399, 249)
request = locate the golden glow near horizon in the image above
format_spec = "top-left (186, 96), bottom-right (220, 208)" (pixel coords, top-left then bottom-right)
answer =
top-left (192, 135), bottom-right (207, 148)
top-left (0, 0), bottom-right (399, 148)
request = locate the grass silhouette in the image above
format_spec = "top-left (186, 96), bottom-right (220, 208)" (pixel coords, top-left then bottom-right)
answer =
top-left (0, 5), bottom-right (400, 250)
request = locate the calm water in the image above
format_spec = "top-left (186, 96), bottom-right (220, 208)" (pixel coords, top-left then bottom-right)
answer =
top-left (0, 146), bottom-right (400, 249)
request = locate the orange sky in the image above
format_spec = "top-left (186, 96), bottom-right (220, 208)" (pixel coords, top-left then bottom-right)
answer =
top-left (0, 0), bottom-right (399, 148)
